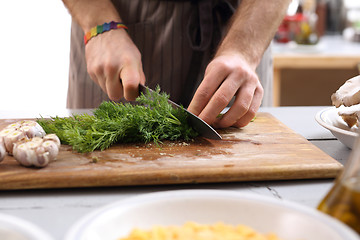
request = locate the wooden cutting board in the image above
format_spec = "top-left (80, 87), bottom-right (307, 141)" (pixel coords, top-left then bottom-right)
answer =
top-left (0, 113), bottom-right (342, 190)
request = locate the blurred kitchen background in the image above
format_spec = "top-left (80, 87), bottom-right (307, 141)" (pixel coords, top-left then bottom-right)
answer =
top-left (273, 0), bottom-right (360, 106)
top-left (0, 1), bottom-right (71, 111)
top-left (0, 0), bottom-right (359, 111)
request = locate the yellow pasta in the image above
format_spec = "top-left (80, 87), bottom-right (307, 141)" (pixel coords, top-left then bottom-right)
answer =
top-left (119, 222), bottom-right (281, 240)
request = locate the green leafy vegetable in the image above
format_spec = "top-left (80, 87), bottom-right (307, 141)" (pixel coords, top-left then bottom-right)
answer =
top-left (37, 86), bottom-right (198, 153)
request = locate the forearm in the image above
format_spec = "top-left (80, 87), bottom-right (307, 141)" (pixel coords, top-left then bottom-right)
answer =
top-left (217, 0), bottom-right (291, 68)
top-left (62, 0), bottom-right (121, 32)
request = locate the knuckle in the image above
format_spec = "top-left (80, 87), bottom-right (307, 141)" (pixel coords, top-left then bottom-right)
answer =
top-left (233, 120), bottom-right (246, 128)
top-left (124, 81), bottom-right (138, 94)
top-left (257, 85), bottom-right (264, 95)
top-left (247, 108), bottom-right (256, 120)
top-left (236, 100), bottom-right (250, 113)
top-left (217, 118), bottom-right (235, 129)
top-left (103, 61), bottom-right (118, 76)
top-left (88, 62), bottom-right (103, 76)
top-left (214, 92), bottom-right (231, 106)
top-left (196, 88), bottom-right (212, 101)
top-left (123, 51), bottom-right (142, 65)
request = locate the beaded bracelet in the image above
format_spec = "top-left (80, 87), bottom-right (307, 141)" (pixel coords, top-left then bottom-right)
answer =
top-left (84, 21), bottom-right (128, 45)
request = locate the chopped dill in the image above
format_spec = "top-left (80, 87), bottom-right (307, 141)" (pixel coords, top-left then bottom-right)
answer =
top-left (37, 86), bottom-right (198, 153)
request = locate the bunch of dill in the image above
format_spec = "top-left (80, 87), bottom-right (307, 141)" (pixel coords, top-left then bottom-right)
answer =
top-left (37, 87), bottom-right (198, 153)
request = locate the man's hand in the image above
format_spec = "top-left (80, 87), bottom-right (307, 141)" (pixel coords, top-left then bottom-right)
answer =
top-left (188, 0), bottom-right (290, 129)
top-left (188, 53), bottom-right (263, 128)
top-left (62, 0), bottom-right (145, 101)
top-left (85, 29), bottom-right (145, 101)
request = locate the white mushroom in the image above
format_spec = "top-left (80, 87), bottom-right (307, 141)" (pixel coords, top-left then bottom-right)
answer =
top-left (338, 104), bottom-right (360, 128)
top-left (331, 75), bottom-right (360, 107)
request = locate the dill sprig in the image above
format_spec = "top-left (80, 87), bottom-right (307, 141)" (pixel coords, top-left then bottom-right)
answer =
top-left (37, 86), bottom-right (198, 153)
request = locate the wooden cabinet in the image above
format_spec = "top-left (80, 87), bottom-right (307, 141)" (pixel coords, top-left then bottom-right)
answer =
top-left (272, 35), bottom-right (360, 106)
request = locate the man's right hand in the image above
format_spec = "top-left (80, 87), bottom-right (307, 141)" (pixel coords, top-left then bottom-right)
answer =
top-left (85, 28), bottom-right (145, 101)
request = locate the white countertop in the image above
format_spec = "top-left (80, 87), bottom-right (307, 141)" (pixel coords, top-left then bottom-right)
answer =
top-left (272, 35), bottom-right (360, 56)
top-left (0, 106), bottom-right (352, 240)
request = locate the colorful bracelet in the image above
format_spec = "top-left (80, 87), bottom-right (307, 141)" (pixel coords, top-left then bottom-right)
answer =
top-left (84, 21), bottom-right (128, 45)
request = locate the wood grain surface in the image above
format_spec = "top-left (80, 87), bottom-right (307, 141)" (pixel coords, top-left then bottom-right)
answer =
top-left (0, 113), bottom-right (342, 190)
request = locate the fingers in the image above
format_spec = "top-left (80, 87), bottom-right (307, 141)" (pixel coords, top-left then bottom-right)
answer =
top-left (214, 83), bottom-right (263, 128)
top-left (212, 83), bottom-right (254, 128)
top-left (197, 74), bottom-right (241, 125)
top-left (85, 30), bottom-right (144, 102)
top-left (89, 59), bottom-right (144, 102)
top-left (87, 62), bottom-right (107, 94)
top-left (188, 54), bottom-right (264, 129)
top-left (188, 62), bottom-right (230, 116)
top-left (119, 63), bottom-right (144, 101)
top-left (233, 86), bottom-right (263, 128)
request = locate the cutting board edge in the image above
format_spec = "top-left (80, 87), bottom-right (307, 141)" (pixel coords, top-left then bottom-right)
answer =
top-left (0, 162), bottom-right (342, 190)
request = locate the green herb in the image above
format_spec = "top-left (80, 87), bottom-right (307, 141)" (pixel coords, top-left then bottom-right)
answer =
top-left (37, 86), bottom-right (198, 153)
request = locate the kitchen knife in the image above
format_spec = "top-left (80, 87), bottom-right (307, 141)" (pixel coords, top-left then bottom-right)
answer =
top-left (139, 84), bottom-right (222, 140)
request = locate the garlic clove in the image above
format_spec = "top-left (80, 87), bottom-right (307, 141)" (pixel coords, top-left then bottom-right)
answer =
top-left (34, 146), bottom-right (50, 167)
top-left (43, 134), bottom-right (61, 148)
top-left (42, 140), bottom-right (59, 160)
top-left (20, 121), bottom-right (46, 138)
top-left (4, 122), bottom-right (22, 130)
top-left (13, 142), bottom-right (35, 167)
top-left (4, 130), bottom-right (26, 154)
top-left (12, 135), bottom-right (60, 168)
top-left (0, 128), bottom-right (16, 142)
top-left (29, 137), bottom-right (44, 146)
top-left (0, 139), bottom-right (5, 162)
top-left (1, 120), bottom-right (60, 167)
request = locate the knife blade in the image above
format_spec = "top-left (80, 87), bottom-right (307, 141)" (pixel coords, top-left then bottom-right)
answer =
top-left (138, 84), bottom-right (222, 140)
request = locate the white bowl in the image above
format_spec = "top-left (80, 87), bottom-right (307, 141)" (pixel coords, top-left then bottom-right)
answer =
top-left (0, 213), bottom-right (54, 240)
top-left (65, 189), bottom-right (359, 240)
top-left (315, 107), bottom-right (358, 149)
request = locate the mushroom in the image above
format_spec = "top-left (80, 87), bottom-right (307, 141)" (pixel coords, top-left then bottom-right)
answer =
top-left (331, 75), bottom-right (360, 108)
top-left (331, 76), bottom-right (360, 128)
top-left (338, 104), bottom-right (360, 128)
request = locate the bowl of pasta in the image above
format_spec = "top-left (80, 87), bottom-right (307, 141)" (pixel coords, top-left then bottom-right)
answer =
top-left (65, 189), bottom-right (358, 240)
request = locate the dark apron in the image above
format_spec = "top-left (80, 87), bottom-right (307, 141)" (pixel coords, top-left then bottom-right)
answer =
top-left (67, 0), bottom-right (272, 108)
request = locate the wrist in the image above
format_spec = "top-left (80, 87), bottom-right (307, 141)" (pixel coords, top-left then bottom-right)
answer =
top-left (216, 43), bottom-right (260, 71)
top-left (84, 21), bottom-right (128, 45)
top-left (63, 0), bottom-right (122, 32)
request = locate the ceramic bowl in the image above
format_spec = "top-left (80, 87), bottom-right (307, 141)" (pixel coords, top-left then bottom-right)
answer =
top-left (65, 189), bottom-right (359, 240)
